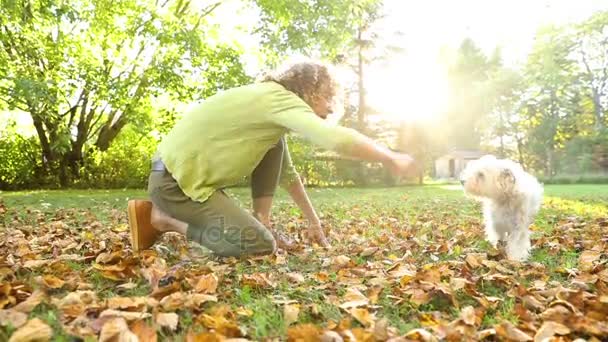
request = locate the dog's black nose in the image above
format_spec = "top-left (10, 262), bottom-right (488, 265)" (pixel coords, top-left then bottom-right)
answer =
top-left (460, 180), bottom-right (465, 185)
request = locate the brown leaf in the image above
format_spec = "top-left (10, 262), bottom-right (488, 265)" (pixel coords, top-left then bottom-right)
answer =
top-left (13, 290), bottom-right (46, 313)
top-left (315, 272), bottom-right (329, 283)
top-left (534, 321), bottom-right (570, 342)
top-left (579, 250), bottom-right (601, 272)
top-left (287, 323), bottom-right (322, 342)
top-left (402, 328), bottom-right (437, 341)
top-left (465, 253), bottom-right (486, 269)
top-left (107, 297), bottom-right (155, 311)
top-left (449, 277), bottom-right (469, 291)
top-left (130, 320), bottom-right (157, 342)
top-left (460, 306), bottom-right (477, 326)
top-left (339, 287), bottom-right (369, 309)
top-left (186, 330), bottom-right (223, 342)
top-left (350, 307), bottom-right (375, 327)
top-left (476, 328), bottom-right (496, 340)
top-left (187, 294), bottom-right (218, 309)
top-left (360, 246), bottom-right (379, 257)
top-left (156, 312), bottom-right (179, 331)
top-left (284, 303), bottom-right (300, 326)
top-left (8, 318), bottom-right (53, 342)
top-left (495, 322), bottom-right (533, 341)
top-left (100, 309), bottom-right (152, 321)
top-left (41, 275), bottom-right (65, 289)
top-left (286, 272), bottom-right (306, 284)
top-left (22, 260), bottom-right (50, 269)
top-left (0, 309), bottom-right (28, 328)
top-left (99, 317), bottom-right (138, 342)
top-left (331, 255), bottom-right (352, 269)
top-left (320, 330), bottom-right (343, 342)
top-left (194, 274), bottom-right (219, 294)
top-left (241, 273), bottom-right (275, 289)
top-left (522, 295), bottom-right (545, 312)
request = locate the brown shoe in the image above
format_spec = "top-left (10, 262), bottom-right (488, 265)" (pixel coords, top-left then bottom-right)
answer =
top-left (127, 200), bottom-right (160, 251)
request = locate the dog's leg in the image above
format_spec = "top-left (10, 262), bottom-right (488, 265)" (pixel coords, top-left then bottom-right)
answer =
top-left (483, 205), bottom-right (499, 247)
top-left (505, 226), bottom-right (531, 261)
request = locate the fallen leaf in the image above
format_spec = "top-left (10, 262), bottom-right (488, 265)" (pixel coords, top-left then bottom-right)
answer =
top-left (99, 317), bottom-right (138, 342)
top-left (320, 330), bottom-right (343, 342)
top-left (339, 288), bottom-right (369, 309)
top-left (284, 303), bottom-right (300, 326)
top-left (350, 307), bottom-right (375, 327)
top-left (402, 328), bottom-right (436, 342)
top-left (22, 260), bottom-right (50, 269)
top-left (465, 253), bottom-right (486, 269)
top-left (156, 312), bottom-right (179, 331)
top-left (41, 275), bottom-right (65, 289)
top-left (100, 309), bottom-right (152, 321)
top-left (130, 320), bottom-right (157, 342)
top-left (287, 323), bottom-right (322, 341)
top-left (534, 321), bottom-right (570, 342)
top-left (241, 273), bottom-right (275, 289)
top-left (460, 306), bottom-right (477, 326)
top-left (360, 246), bottom-right (379, 257)
top-left (495, 321), bottom-right (533, 341)
top-left (286, 272), bottom-right (305, 284)
top-left (579, 250), bottom-right (601, 272)
top-left (0, 309), bottom-right (28, 328)
top-left (13, 290), bottom-right (46, 313)
top-left (332, 255), bottom-right (352, 269)
top-left (8, 318), bottom-right (53, 342)
top-left (194, 273), bottom-right (219, 294)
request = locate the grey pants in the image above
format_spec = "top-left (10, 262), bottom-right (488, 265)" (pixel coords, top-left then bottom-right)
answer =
top-left (147, 138), bottom-right (286, 257)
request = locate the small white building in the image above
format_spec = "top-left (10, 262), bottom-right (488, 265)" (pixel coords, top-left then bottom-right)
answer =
top-left (435, 149), bottom-right (485, 179)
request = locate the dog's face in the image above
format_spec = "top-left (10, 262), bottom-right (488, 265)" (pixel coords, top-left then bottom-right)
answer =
top-left (460, 155), bottom-right (518, 199)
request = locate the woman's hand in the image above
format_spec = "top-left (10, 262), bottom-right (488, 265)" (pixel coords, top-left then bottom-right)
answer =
top-left (386, 152), bottom-right (418, 178)
top-left (305, 222), bottom-right (331, 248)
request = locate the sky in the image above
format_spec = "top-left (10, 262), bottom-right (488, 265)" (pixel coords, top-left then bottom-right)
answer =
top-left (366, 0), bottom-right (608, 122)
top-left (3, 0), bottom-right (608, 132)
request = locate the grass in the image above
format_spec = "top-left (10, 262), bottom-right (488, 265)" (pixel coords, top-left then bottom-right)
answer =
top-left (1, 184), bottom-right (607, 340)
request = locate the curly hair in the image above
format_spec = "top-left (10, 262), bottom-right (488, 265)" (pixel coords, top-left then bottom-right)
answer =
top-left (260, 60), bottom-right (340, 110)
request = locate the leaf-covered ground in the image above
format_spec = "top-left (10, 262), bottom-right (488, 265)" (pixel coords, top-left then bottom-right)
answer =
top-left (1, 185), bottom-right (607, 341)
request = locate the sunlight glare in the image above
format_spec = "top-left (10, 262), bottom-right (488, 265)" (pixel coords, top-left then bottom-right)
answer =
top-left (367, 56), bottom-right (449, 123)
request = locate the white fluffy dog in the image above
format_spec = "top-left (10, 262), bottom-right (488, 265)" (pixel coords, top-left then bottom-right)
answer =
top-left (460, 155), bottom-right (543, 261)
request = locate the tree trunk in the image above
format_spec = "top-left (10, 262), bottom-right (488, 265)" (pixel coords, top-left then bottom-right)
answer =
top-left (96, 115), bottom-right (128, 151)
top-left (592, 88), bottom-right (605, 130)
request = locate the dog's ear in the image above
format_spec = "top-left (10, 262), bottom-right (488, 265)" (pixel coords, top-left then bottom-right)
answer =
top-left (499, 168), bottom-right (515, 192)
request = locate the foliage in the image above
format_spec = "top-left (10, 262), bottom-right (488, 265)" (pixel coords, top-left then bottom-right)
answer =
top-left (1, 186), bottom-right (607, 340)
top-left (0, 0), bottom-right (249, 186)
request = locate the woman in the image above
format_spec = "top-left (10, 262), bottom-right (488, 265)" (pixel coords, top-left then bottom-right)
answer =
top-left (128, 60), bottom-right (416, 257)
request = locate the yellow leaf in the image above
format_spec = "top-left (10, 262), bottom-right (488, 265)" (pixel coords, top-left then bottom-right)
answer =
top-left (284, 304), bottom-right (300, 326)
top-left (495, 322), bottom-right (532, 341)
top-left (350, 307), bottom-right (375, 327)
top-left (0, 309), bottom-right (28, 328)
top-left (534, 321), bottom-right (570, 342)
top-left (194, 274), bottom-right (219, 294)
top-left (130, 320), bottom-right (157, 342)
top-left (41, 275), bottom-right (65, 289)
top-left (156, 312), bottom-right (179, 331)
top-left (339, 287), bottom-right (369, 309)
top-left (8, 318), bottom-right (53, 342)
top-left (579, 250), bottom-right (601, 272)
top-left (99, 317), bottom-right (138, 342)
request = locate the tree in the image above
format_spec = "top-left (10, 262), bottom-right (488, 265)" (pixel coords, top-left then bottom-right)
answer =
top-left (0, 0), bottom-right (249, 186)
top-left (574, 10), bottom-right (608, 130)
top-left (522, 25), bottom-right (579, 176)
top-left (442, 39), bottom-right (500, 150)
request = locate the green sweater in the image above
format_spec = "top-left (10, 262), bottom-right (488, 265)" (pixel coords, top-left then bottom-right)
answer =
top-left (158, 81), bottom-right (364, 202)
